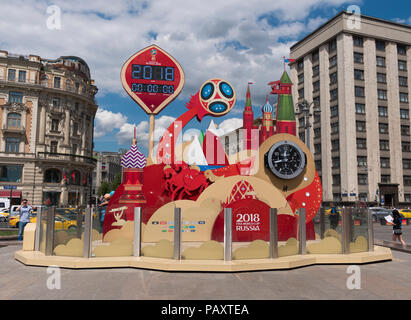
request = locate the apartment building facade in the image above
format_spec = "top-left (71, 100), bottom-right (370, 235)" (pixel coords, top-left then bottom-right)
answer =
top-left (290, 11), bottom-right (411, 207)
top-left (0, 51), bottom-right (98, 206)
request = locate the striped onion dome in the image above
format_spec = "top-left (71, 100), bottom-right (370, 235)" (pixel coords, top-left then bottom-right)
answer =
top-left (262, 100), bottom-right (273, 113)
top-left (121, 128), bottom-right (146, 169)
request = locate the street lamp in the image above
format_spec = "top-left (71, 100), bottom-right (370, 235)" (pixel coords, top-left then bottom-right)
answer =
top-left (295, 99), bottom-right (321, 151)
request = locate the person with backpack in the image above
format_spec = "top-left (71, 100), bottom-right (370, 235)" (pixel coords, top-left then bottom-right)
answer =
top-left (387, 209), bottom-right (406, 246)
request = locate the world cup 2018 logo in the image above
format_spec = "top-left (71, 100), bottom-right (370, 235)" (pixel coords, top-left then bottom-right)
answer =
top-left (150, 48), bottom-right (157, 61)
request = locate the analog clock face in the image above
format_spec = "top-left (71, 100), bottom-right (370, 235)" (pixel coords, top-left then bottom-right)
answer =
top-left (265, 141), bottom-right (306, 180)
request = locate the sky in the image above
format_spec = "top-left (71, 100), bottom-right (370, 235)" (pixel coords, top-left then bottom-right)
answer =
top-left (1, 0), bottom-right (410, 155)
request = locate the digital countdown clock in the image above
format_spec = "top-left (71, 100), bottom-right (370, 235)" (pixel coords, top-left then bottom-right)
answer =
top-left (120, 44), bottom-right (185, 115)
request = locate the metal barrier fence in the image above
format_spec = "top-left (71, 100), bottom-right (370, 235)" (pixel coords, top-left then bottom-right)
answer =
top-left (34, 205), bottom-right (375, 258)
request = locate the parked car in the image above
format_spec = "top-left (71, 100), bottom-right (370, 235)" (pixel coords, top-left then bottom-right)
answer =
top-left (369, 207), bottom-right (392, 224)
top-left (398, 209), bottom-right (411, 219)
top-left (9, 213), bottom-right (77, 229)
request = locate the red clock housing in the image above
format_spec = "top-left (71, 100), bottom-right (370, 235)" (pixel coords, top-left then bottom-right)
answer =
top-left (121, 44), bottom-right (185, 115)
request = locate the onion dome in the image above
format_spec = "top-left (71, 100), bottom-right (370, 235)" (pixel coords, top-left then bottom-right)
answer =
top-left (121, 127), bottom-right (146, 169)
top-left (262, 96), bottom-right (273, 113)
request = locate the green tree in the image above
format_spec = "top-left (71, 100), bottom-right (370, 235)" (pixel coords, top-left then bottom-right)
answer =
top-left (98, 181), bottom-right (110, 197)
top-left (110, 172), bottom-right (122, 191)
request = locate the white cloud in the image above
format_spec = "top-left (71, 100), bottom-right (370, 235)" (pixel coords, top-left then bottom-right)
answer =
top-left (94, 108), bottom-right (127, 138)
top-left (0, 0), bottom-right (356, 106)
top-left (218, 118), bottom-right (244, 135)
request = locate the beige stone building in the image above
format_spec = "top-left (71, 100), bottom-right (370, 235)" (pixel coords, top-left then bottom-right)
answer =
top-left (0, 50), bottom-right (98, 206)
top-left (289, 11), bottom-right (411, 207)
top-left (91, 151), bottom-right (122, 198)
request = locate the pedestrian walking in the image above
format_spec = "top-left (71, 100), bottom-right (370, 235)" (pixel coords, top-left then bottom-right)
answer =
top-left (387, 209), bottom-right (406, 246)
top-left (329, 203), bottom-right (339, 230)
top-left (16, 199), bottom-right (36, 241)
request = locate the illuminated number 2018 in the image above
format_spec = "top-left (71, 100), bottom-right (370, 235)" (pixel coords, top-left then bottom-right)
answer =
top-left (165, 67), bottom-right (174, 81)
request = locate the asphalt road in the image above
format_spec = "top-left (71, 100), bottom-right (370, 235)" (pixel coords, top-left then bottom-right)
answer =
top-left (0, 223), bottom-right (410, 300)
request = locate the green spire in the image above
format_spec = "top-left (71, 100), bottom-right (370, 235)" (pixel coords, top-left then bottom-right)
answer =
top-left (280, 71), bottom-right (292, 84)
top-left (277, 95), bottom-right (295, 121)
top-left (245, 83), bottom-right (252, 108)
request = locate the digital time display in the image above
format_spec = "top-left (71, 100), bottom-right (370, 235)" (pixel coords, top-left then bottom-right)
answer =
top-left (132, 65), bottom-right (175, 81)
top-left (131, 83), bottom-right (174, 94)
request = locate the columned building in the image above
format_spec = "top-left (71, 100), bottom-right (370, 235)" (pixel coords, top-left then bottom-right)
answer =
top-left (0, 51), bottom-right (98, 206)
top-left (91, 151), bottom-right (122, 198)
top-left (290, 11), bottom-right (411, 207)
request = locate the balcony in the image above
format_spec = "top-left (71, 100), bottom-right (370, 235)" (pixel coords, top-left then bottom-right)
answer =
top-left (2, 124), bottom-right (25, 135)
top-left (37, 151), bottom-right (97, 166)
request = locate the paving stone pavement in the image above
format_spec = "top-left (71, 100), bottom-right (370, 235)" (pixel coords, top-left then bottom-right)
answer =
top-left (1, 244), bottom-right (411, 300)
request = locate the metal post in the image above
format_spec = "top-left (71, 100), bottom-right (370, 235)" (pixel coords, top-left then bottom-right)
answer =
top-left (269, 208), bottom-right (278, 258)
top-left (299, 208), bottom-right (306, 254)
top-left (173, 207), bottom-right (181, 260)
top-left (45, 206), bottom-right (55, 256)
top-left (320, 206), bottom-right (325, 239)
top-left (133, 207), bottom-right (141, 257)
top-left (305, 113), bottom-right (311, 151)
top-left (83, 206), bottom-right (92, 258)
top-left (224, 208), bottom-right (232, 261)
top-left (367, 207), bottom-right (374, 251)
top-left (342, 207), bottom-right (351, 254)
top-left (34, 205), bottom-right (43, 251)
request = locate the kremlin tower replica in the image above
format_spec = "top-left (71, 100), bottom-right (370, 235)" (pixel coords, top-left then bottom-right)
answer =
top-left (241, 70), bottom-right (297, 147)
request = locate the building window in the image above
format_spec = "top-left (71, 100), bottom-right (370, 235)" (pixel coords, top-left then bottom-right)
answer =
top-left (298, 117), bottom-right (305, 127)
top-left (329, 39), bottom-right (337, 52)
top-left (405, 194), bottom-right (411, 202)
top-left (357, 138), bottom-right (366, 149)
top-left (70, 170), bottom-right (81, 185)
top-left (381, 157), bottom-right (390, 168)
top-left (0, 164), bottom-right (23, 182)
top-left (330, 72), bottom-right (338, 85)
top-left (54, 77), bottom-right (61, 89)
top-left (379, 123), bottom-right (389, 134)
top-left (298, 88), bottom-right (304, 99)
top-left (353, 36), bottom-right (363, 47)
top-left (377, 73), bottom-right (387, 83)
top-left (332, 157), bottom-right (340, 168)
top-left (5, 137), bottom-right (20, 153)
top-left (353, 52), bottom-right (363, 64)
top-left (356, 121), bottom-right (366, 132)
top-left (298, 73), bottom-right (304, 84)
top-left (313, 80), bottom-right (320, 92)
top-left (329, 55), bottom-right (337, 67)
top-left (355, 103), bottom-right (365, 114)
top-left (312, 65), bottom-right (319, 77)
top-left (378, 89), bottom-right (387, 100)
top-left (400, 92), bottom-right (409, 103)
top-left (375, 40), bottom-right (385, 51)
top-left (314, 127), bottom-right (321, 138)
top-left (44, 168), bottom-right (62, 183)
top-left (331, 122), bottom-right (339, 134)
top-left (355, 86), bottom-right (365, 97)
top-left (312, 50), bottom-right (319, 62)
top-left (357, 156), bottom-right (367, 167)
top-left (314, 143), bottom-right (321, 154)
top-left (8, 91), bottom-right (23, 103)
top-left (358, 174), bottom-right (368, 185)
top-left (401, 109), bottom-right (409, 119)
top-left (332, 174), bottom-right (340, 185)
top-left (18, 70), bottom-right (26, 83)
top-left (72, 144), bottom-right (78, 155)
top-left (315, 160), bottom-right (321, 171)
top-left (331, 139), bottom-right (339, 151)
top-left (404, 176), bottom-right (411, 186)
top-left (313, 96), bottom-right (320, 108)
top-left (50, 141), bottom-right (58, 154)
top-left (73, 122), bottom-right (79, 136)
top-left (402, 141), bottom-right (411, 152)
top-left (330, 105), bottom-right (338, 117)
top-left (399, 60), bottom-right (407, 71)
top-left (7, 113), bottom-right (21, 128)
top-left (359, 193), bottom-right (367, 201)
top-left (381, 175), bottom-right (391, 183)
top-left (403, 159), bottom-right (411, 169)
top-left (7, 69), bottom-right (16, 81)
top-left (333, 193), bottom-right (342, 202)
top-left (401, 125), bottom-right (410, 136)
top-left (299, 132), bottom-right (305, 142)
top-left (398, 44), bottom-right (406, 55)
top-left (354, 69), bottom-right (364, 81)
top-left (51, 119), bottom-right (59, 132)
top-left (399, 76), bottom-right (408, 87)
top-left (52, 98), bottom-right (60, 108)
top-left (380, 140), bottom-right (390, 151)
top-left (330, 88), bottom-right (338, 101)
top-left (376, 56), bottom-right (386, 67)
top-left (297, 59), bottom-right (304, 71)
top-left (378, 106), bottom-right (388, 117)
